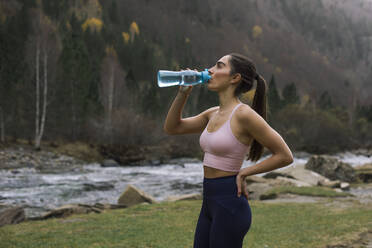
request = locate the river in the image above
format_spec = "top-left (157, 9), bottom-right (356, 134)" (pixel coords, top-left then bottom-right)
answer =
top-left (0, 150), bottom-right (370, 218)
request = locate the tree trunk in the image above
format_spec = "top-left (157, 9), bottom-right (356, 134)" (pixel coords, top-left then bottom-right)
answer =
top-left (35, 50), bottom-right (48, 149)
top-left (70, 80), bottom-right (76, 141)
top-left (0, 106), bottom-right (4, 143)
top-left (105, 66), bottom-right (114, 143)
top-left (34, 41), bottom-right (40, 149)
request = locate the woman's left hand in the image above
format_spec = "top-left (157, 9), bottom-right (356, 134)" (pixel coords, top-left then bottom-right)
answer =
top-left (236, 173), bottom-right (249, 199)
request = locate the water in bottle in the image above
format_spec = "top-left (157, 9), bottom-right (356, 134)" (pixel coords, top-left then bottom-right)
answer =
top-left (157, 69), bottom-right (211, 87)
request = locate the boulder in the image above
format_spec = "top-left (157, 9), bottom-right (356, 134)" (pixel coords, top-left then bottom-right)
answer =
top-left (165, 193), bottom-right (202, 202)
top-left (263, 171), bottom-right (296, 180)
top-left (305, 155), bottom-right (357, 183)
top-left (275, 176), bottom-right (312, 187)
top-left (318, 179), bottom-right (341, 188)
top-left (245, 175), bottom-right (270, 184)
top-left (279, 164), bottom-right (331, 186)
top-left (340, 182), bottom-right (350, 190)
top-left (355, 163), bottom-right (372, 183)
top-left (39, 203), bottom-right (106, 220)
top-left (100, 159), bottom-right (120, 167)
top-left (247, 183), bottom-right (273, 200)
top-left (0, 207), bottom-right (25, 227)
top-left (118, 184), bottom-right (158, 207)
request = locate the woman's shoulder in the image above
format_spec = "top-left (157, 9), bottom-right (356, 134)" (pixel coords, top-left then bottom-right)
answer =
top-left (205, 106), bottom-right (219, 119)
top-left (235, 103), bottom-right (258, 120)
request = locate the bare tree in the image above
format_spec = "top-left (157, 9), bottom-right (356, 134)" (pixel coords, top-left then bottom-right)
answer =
top-left (99, 46), bottom-right (126, 143)
top-left (26, 7), bottom-right (61, 150)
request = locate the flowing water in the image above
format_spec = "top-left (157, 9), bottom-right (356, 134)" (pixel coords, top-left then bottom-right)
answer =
top-left (0, 151), bottom-right (370, 218)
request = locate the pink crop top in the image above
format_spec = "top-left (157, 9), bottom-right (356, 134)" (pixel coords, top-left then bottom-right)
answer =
top-left (199, 102), bottom-right (251, 172)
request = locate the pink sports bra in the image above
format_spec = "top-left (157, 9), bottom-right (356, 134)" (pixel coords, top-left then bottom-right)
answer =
top-left (199, 102), bottom-right (251, 172)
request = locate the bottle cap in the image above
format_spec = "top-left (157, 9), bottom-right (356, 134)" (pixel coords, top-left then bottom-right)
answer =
top-left (201, 69), bottom-right (212, 83)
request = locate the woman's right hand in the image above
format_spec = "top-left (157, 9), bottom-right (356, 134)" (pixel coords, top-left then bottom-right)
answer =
top-left (178, 68), bottom-right (194, 95)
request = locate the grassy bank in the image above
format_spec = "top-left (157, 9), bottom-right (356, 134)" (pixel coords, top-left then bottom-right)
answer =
top-left (0, 199), bottom-right (371, 248)
top-left (260, 185), bottom-right (353, 200)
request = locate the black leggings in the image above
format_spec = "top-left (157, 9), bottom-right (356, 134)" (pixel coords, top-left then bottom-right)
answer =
top-left (193, 174), bottom-right (252, 248)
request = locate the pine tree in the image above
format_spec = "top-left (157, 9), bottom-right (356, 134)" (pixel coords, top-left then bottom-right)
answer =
top-left (317, 90), bottom-right (333, 109)
top-left (282, 82), bottom-right (300, 106)
top-left (267, 74), bottom-right (282, 116)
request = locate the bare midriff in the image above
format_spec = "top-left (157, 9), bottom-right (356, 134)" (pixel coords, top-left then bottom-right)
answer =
top-left (203, 165), bottom-right (239, 178)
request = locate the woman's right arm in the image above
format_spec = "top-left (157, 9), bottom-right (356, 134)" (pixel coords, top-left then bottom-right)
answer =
top-left (163, 86), bottom-right (217, 135)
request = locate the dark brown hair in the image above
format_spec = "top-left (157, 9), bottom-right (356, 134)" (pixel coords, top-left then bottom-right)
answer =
top-left (228, 53), bottom-right (268, 162)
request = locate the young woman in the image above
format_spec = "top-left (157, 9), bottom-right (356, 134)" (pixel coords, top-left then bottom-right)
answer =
top-left (163, 53), bottom-right (294, 248)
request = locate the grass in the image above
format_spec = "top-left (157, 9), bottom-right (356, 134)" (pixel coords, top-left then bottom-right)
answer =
top-left (0, 199), bottom-right (371, 248)
top-left (260, 185), bottom-right (353, 200)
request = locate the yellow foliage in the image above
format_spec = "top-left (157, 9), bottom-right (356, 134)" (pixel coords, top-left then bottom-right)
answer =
top-left (72, 0), bottom-right (102, 21)
top-left (275, 66), bottom-right (282, 73)
top-left (263, 57), bottom-right (269, 63)
top-left (122, 32), bottom-right (130, 44)
top-left (185, 37), bottom-right (190, 43)
top-left (82, 17), bottom-right (103, 32)
top-left (105, 46), bottom-right (117, 57)
top-left (301, 94), bottom-right (310, 107)
top-left (241, 89), bottom-right (256, 102)
top-left (252, 25), bottom-right (262, 39)
top-left (66, 21), bottom-right (72, 31)
top-left (0, 4), bottom-right (5, 24)
top-left (130, 21), bottom-right (140, 35)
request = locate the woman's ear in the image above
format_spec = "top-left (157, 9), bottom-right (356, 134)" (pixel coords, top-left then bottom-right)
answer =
top-left (230, 73), bottom-right (241, 84)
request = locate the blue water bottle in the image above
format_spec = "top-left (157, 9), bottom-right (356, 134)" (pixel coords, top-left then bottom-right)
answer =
top-left (157, 69), bottom-right (211, 87)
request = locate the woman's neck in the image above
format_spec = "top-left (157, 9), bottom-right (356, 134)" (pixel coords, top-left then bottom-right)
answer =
top-left (217, 91), bottom-right (241, 113)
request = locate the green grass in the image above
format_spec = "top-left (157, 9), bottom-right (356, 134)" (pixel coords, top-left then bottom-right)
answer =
top-left (260, 185), bottom-right (353, 200)
top-left (0, 199), bottom-right (371, 248)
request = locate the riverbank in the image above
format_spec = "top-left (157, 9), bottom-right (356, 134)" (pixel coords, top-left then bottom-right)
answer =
top-left (0, 197), bottom-right (371, 248)
top-left (1, 138), bottom-right (371, 170)
top-left (0, 138), bottom-right (206, 168)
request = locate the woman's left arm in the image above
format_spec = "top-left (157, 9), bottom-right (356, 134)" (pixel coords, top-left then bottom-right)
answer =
top-left (236, 106), bottom-right (293, 198)
top-left (237, 105), bottom-right (294, 177)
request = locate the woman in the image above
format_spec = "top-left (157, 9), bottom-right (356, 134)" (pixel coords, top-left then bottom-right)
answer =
top-left (163, 53), bottom-right (294, 248)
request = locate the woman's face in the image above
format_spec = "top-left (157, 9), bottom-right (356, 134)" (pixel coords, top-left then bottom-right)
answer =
top-left (207, 55), bottom-right (235, 91)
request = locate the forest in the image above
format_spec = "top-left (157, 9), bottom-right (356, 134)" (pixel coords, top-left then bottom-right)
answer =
top-left (0, 0), bottom-right (372, 157)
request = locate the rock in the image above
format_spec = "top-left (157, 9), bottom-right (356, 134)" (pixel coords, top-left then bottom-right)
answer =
top-left (92, 203), bottom-right (127, 210)
top-left (246, 183), bottom-right (273, 200)
top-left (275, 176), bottom-right (312, 187)
top-left (0, 206), bottom-right (25, 227)
top-left (82, 182), bottom-right (115, 191)
top-left (318, 179), bottom-right (341, 188)
top-left (100, 159), bottom-right (120, 167)
top-left (165, 193), bottom-right (202, 202)
top-left (117, 184), bottom-right (158, 207)
top-left (305, 155), bottom-right (357, 183)
top-left (40, 203), bottom-right (105, 220)
top-left (355, 163), bottom-right (372, 183)
top-left (245, 175), bottom-right (270, 184)
top-left (279, 164), bottom-right (331, 186)
top-left (263, 171), bottom-right (296, 180)
top-left (340, 182), bottom-right (350, 190)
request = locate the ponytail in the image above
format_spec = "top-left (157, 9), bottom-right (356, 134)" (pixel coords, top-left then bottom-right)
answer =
top-left (228, 53), bottom-right (268, 162)
top-left (248, 73), bottom-right (268, 162)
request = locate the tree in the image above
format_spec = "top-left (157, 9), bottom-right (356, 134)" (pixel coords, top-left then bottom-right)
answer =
top-left (26, 7), bottom-right (61, 150)
top-left (282, 82), bottom-right (300, 106)
top-left (317, 90), bottom-right (333, 109)
top-left (99, 46), bottom-right (126, 143)
top-left (267, 74), bottom-right (282, 116)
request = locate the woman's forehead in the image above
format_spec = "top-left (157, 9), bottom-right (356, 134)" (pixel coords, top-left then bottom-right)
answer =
top-left (217, 55), bottom-right (230, 65)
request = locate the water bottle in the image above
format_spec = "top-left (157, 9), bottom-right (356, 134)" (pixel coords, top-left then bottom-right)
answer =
top-left (157, 69), bottom-right (211, 87)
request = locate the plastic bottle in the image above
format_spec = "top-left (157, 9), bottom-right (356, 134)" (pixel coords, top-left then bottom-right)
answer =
top-left (157, 69), bottom-right (211, 87)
